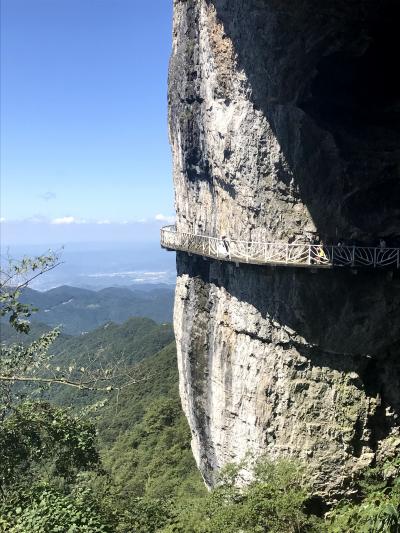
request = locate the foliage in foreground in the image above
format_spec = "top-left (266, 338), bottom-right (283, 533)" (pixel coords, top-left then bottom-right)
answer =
top-left (1, 337), bottom-right (399, 532)
top-left (0, 402), bottom-right (106, 532)
top-left (0, 401), bottom-right (99, 492)
top-left (0, 484), bottom-right (114, 533)
top-left (1, 255), bottom-right (399, 532)
top-left (0, 255), bottom-right (117, 532)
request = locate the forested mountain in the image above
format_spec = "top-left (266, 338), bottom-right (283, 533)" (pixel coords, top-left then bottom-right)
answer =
top-left (1, 316), bottom-right (174, 367)
top-left (96, 341), bottom-right (206, 505)
top-left (53, 317), bottom-right (174, 366)
top-left (0, 292), bottom-right (206, 531)
top-left (18, 285), bottom-right (174, 334)
top-left (2, 288), bottom-right (399, 531)
top-left (45, 331), bottom-right (208, 526)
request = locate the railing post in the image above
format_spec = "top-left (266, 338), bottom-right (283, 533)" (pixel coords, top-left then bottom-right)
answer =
top-left (264, 243), bottom-right (267, 263)
top-left (352, 245), bottom-right (355, 266)
top-left (208, 238), bottom-right (211, 257)
top-left (308, 246), bottom-right (311, 265)
top-left (331, 246), bottom-right (334, 266)
top-left (374, 247), bottom-right (377, 268)
top-left (286, 243), bottom-right (289, 263)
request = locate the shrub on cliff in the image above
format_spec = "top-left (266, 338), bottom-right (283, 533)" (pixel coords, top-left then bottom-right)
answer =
top-left (326, 459), bottom-right (400, 533)
top-left (163, 458), bottom-right (322, 533)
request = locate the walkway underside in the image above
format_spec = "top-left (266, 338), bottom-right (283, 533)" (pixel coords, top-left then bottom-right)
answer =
top-left (161, 226), bottom-right (399, 269)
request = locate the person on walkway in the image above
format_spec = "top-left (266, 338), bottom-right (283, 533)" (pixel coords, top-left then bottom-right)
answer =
top-left (310, 236), bottom-right (326, 264)
top-left (317, 246), bottom-right (327, 263)
top-left (222, 235), bottom-right (230, 257)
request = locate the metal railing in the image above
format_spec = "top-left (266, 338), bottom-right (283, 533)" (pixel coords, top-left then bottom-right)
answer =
top-left (160, 225), bottom-right (400, 269)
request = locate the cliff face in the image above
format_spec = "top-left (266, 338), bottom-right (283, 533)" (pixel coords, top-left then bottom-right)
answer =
top-left (168, 0), bottom-right (400, 500)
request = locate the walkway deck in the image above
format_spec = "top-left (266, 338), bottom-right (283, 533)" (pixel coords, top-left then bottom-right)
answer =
top-left (161, 225), bottom-right (400, 269)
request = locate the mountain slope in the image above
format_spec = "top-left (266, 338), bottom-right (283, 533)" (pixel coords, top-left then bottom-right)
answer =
top-left (1, 315), bottom-right (174, 368)
top-left (19, 285), bottom-right (174, 334)
top-left (53, 317), bottom-right (174, 366)
top-left (97, 342), bottom-right (206, 503)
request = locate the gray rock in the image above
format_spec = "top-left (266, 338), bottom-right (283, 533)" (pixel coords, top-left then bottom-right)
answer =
top-left (169, 0), bottom-right (400, 501)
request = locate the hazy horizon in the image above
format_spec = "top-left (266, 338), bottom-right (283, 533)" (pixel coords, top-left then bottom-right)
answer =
top-left (1, 240), bottom-right (176, 291)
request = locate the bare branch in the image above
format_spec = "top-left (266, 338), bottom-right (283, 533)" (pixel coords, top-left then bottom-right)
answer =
top-left (12, 261), bottom-right (64, 292)
top-left (0, 374), bottom-right (147, 391)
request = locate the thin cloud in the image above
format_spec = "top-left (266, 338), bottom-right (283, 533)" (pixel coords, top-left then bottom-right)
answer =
top-left (40, 191), bottom-right (57, 201)
top-left (0, 217), bottom-right (5, 223)
top-left (155, 213), bottom-right (175, 224)
top-left (26, 215), bottom-right (49, 223)
top-left (51, 216), bottom-right (81, 225)
top-left (51, 217), bottom-right (117, 225)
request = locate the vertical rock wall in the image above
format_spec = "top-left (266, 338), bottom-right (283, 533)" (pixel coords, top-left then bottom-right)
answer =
top-left (168, 0), bottom-right (400, 500)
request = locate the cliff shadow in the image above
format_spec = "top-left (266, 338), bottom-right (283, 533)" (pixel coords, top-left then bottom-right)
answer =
top-left (207, 0), bottom-right (400, 242)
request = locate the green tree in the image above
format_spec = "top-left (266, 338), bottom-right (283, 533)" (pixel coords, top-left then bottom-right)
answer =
top-left (0, 401), bottom-right (100, 492)
top-left (0, 254), bottom-right (135, 418)
top-left (0, 484), bottom-right (115, 532)
top-left (0, 252), bottom-right (61, 334)
top-left (0, 254), bottom-right (116, 531)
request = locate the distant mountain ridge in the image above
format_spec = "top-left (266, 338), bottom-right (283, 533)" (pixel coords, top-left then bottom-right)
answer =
top-left (18, 285), bottom-right (174, 335)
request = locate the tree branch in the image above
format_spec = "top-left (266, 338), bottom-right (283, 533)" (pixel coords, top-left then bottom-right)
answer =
top-left (12, 261), bottom-right (64, 292)
top-left (0, 374), bottom-right (146, 391)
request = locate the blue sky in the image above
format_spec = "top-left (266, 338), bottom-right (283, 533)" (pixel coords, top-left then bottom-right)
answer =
top-left (1, 0), bottom-right (174, 245)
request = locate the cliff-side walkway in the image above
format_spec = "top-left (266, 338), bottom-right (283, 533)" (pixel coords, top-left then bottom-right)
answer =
top-left (161, 225), bottom-right (400, 269)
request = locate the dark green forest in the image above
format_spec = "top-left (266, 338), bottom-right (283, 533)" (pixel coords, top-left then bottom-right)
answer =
top-left (0, 262), bottom-right (399, 532)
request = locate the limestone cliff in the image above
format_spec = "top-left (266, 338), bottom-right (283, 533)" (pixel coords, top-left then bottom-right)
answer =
top-left (168, 0), bottom-right (400, 501)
